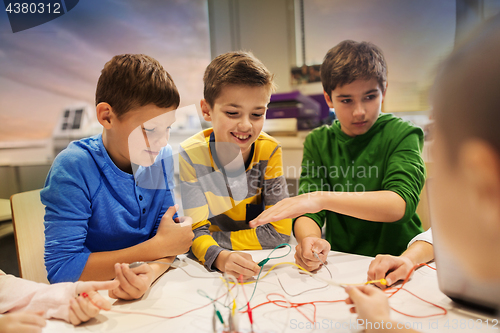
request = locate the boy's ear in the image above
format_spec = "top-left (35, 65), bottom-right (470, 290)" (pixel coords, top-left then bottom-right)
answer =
top-left (96, 102), bottom-right (115, 129)
top-left (200, 99), bottom-right (212, 122)
top-left (323, 91), bottom-right (334, 108)
top-left (460, 139), bottom-right (500, 235)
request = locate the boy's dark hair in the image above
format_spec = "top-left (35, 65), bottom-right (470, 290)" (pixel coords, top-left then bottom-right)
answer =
top-left (96, 54), bottom-right (180, 117)
top-left (433, 14), bottom-right (500, 159)
top-left (203, 51), bottom-right (276, 107)
top-left (320, 40), bottom-right (387, 95)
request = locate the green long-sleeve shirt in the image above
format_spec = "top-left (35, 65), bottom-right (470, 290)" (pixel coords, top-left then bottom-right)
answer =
top-left (294, 113), bottom-right (425, 257)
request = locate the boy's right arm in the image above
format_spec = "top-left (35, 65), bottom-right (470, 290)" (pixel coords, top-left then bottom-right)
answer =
top-left (190, 221), bottom-right (260, 279)
top-left (80, 205), bottom-right (193, 281)
top-left (43, 147), bottom-right (193, 284)
top-left (293, 216), bottom-right (330, 271)
top-left (292, 134), bottom-right (330, 271)
top-left (213, 251), bottom-right (260, 279)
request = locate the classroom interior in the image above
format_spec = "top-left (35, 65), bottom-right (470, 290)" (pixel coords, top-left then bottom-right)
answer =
top-left (1, 1), bottom-right (500, 331)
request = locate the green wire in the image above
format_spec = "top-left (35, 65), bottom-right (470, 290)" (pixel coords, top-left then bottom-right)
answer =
top-left (197, 289), bottom-right (230, 309)
top-left (197, 243), bottom-right (293, 312)
top-left (257, 243), bottom-right (291, 267)
top-left (240, 243), bottom-right (292, 310)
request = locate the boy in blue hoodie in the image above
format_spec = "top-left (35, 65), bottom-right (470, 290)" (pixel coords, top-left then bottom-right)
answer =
top-left (42, 54), bottom-right (193, 300)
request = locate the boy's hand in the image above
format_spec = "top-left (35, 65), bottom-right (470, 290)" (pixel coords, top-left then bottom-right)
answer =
top-left (0, 311), bottom-right (46, 333)
top-left (109, 263), bottom-right (154, 300)
top-left (154, 204), bottom-right (194, 257)
top-left (215, 251), bottom-right (260, 280)
top-left (295, 236), bottom-right (330, 271)
top-left (367, 254), bottom-right (414, 288)
top-left (249, 193), bottom-right (323, 228)
top-left (345, 285), bottom-right (391, 329)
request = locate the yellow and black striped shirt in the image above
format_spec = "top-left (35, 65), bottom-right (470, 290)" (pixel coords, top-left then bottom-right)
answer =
top-left (179, 128), bottom-right (292, 270)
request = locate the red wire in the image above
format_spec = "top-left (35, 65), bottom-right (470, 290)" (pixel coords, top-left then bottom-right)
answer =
top-left (239, 275), bottom-right (254, 325)
top-left (243, 263), bottom-right (446, 324)
top-left (390, 288), bottom-right (447, 318)
top-left (82, 263), bottom-right (445, 324)
top-left (384, 263), bottom-right (447, 318)
top-left (242, 293), bottom-right (344, 323)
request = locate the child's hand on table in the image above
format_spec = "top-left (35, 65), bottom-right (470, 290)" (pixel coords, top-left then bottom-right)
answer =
top-left (367, 254), bottom-right (414, 288)
top-left (109, 263), bottom-right (154, 300)
top-left (295, 236), bottom-right (330, 271)
top-left (215, 251), bottom-right (260, 280)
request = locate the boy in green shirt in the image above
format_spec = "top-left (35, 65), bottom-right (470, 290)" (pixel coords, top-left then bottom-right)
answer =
top-left (250, 40), bottom-right (425, 270)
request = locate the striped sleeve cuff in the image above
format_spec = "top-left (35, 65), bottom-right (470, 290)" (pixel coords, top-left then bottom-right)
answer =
top-left (204, 245), bottom-right (225, 271)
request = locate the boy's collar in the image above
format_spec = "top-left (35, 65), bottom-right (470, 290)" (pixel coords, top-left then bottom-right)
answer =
top-left (209, 131), bottom-right (254, 171)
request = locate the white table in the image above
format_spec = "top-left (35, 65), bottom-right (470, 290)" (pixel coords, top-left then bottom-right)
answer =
top-left (43, 248), bottom-right (498, 333)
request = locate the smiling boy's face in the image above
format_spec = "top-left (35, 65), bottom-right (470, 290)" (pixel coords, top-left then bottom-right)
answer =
top-left (324, 78), bottom-right (386, 137)
top-left (201, 84), bottom-right (271, 163)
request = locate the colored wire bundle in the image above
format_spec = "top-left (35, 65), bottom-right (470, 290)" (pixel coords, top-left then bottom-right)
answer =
top-left (228, 243), bottom-right (387, 309)
top-left (241, 292), bottom-right (345, 324)
top-left (235, 261), bottom-right (386, 289)
top-left (238, 261), bottom-right (446, 325)
top-left (80, 246), bottom-right (446, 329)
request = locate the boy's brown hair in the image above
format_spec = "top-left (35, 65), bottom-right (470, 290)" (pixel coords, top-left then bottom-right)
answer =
top-left (96, 54), bottom-right (180, 118)
top-left (320, 40), bottom-right (387, 95)
top-left (203, 51), bottom-right (276, 107)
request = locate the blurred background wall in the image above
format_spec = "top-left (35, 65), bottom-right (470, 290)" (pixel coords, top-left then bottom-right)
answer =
top-left (2, 0), bottom-right (500, 198)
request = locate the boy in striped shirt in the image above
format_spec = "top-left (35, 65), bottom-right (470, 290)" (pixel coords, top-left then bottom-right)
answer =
top-left (179, 51), bottom-right (291, 278)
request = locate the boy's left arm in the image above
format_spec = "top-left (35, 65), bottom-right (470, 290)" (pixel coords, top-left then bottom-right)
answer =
top-left (317, 130), bottom-right (425, 223)
top-left (250, 130), bottom-right (425, 226)
top-left (212, 145), bottom-right (292, 250)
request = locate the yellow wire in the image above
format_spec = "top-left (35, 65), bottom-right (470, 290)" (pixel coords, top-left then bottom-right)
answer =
top-left (219, 275), bottom-right (238, 309)
top-left (228, 261), bottom-right (386, 286)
